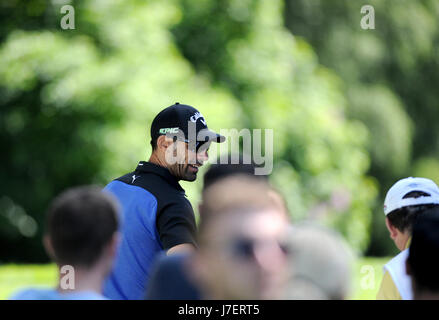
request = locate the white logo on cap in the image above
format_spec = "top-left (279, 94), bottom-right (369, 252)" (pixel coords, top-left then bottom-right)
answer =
top-left (190, 112), bottom-right (206, 126)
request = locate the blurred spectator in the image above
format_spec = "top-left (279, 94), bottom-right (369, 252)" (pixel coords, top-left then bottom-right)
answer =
top-left (202, 154), bottom-right (268, 190)
top-left (146, 154), bottom-right (285, 299)
top-left (200, 154), bottom-right (287, 215)
top-left (406, 207), bottom-right (439, 300)
top-left (377, 177), bottom-right (439, 300)
top-left (190, 175), bottom-right (290, 299)
top-left (11, 186), bottom-right (119, 300)
top-left (283, 223), bottom-right (353, 300)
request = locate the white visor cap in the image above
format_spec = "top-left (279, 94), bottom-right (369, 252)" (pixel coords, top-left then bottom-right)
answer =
top-left (384, 177), bottom-right (439, 215)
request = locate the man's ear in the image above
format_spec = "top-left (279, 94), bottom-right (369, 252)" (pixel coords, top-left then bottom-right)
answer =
top-left (385, 217), bottom-right (399, 240)
top-left (106, 232), bottom-right (120, 259)
top-left (156, 135), bottom-right (173, 151)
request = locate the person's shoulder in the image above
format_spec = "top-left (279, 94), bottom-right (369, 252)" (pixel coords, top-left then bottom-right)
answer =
top-left (105, 164), bottom-right (186, 202)
top-left (10, 287), bottom-right (56, 300)
top-left (66, 291), bottom-right (108, 300)
top-left (380, 250), bottom-right (409, 300)
top-left (376, 272), bottom-right (402, 300)
top-left (104, 171), bottom-right (160, 205)
top-left (124, 169), bottom-right (184, 201)
top-left (105, 171), bottom-right (136, 187)
top-left (385, 249), bottom-right (409, 268)
top-left (10, 288), bottom-right (108, 300)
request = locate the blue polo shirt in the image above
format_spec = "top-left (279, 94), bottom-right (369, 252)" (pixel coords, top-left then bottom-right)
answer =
top-left (103, 161), bottom-right (197, 300)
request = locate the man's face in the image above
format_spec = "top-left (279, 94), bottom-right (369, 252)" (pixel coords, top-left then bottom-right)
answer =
top-left (165, 140), bottom-right (211, 181)
top-left (196, 209), bottom-right (289, 299)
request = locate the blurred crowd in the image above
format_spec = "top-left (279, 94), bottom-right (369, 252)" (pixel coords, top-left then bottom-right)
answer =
top-left (11, 157), bottom-right (439, 300)
top-left (9, 104), bottom-right (439, 301)
top-left (11, 157), bottom-right (356, 300)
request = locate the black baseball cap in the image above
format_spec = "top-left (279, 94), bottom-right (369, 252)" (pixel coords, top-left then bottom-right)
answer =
top-left (150, 103), bottom-right (225, 149)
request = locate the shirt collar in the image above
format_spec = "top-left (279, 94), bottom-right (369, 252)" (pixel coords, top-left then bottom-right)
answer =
top-left (135, 161), bottom-right (185, 192)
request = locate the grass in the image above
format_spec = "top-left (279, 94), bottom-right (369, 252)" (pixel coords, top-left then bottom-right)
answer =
top-left (0, 264), bottom-right (57, 300)
top-left (0, 257), bottom-right (390, 300)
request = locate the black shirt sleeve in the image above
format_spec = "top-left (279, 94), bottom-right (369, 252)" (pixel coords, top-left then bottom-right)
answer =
top-left (156, 200), bottom-right (197, 250)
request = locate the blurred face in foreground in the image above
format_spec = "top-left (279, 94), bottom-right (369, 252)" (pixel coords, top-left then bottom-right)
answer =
top-left (194, 208), bottom-right (289, 300)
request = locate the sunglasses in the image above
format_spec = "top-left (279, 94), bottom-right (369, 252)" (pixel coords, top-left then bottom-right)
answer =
top-left (173, 136), bottom-right (211, 153)
top-left (229, 237), bottom-right (290, 261)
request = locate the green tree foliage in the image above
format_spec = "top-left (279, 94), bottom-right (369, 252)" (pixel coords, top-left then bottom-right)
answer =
top-left (173, 0), bottom-right (377, 253)
top-left (0, 31), bottom-right (124, 261)
top-left (0, 0), bottom-right (377, 261)
top-left (284, 0), bottom-right (439, 255)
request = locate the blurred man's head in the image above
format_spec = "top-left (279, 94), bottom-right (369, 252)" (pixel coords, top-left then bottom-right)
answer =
top-left (44, 186), bottom-right (119, 275)
top-left (384, 177), bottom-right (439, 251)
top-left (192, 176), bottom-right (290, 300)
top-left (202, 154), bottom-right (267, 190)
top-left (283, 223), bottom-right (353, 300)
top-left (199, 153), bottom-right (289, 216)
top-left (406, 207), bottom-right (439, 299)
top-left (149, 103), bottom-right (225, 181)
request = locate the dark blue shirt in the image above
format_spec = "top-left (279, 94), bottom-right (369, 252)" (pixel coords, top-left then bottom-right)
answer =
top-left (145, 252), bottom-right (201, 300)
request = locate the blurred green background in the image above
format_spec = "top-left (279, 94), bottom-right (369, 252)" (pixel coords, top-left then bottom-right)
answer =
top-left (1, 0), bottom-right (438, 299)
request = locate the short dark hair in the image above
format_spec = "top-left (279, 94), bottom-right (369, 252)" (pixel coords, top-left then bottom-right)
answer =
top-left (386, 191), bottom-right (439, 233)
top-left (408, 207), bottom-right (439, 293)
top-left (198, 175), bottom-right (275, 242)
top-left (46, 186), bottom-right (119, 268)
top-left (203, 154), bottom-right (268, 191)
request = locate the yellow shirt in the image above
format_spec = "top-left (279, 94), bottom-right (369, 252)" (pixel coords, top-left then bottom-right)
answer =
top-left (376, 272), bottom-right (402, 300)
top-left (376, 238), bottom-right (411, 300)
